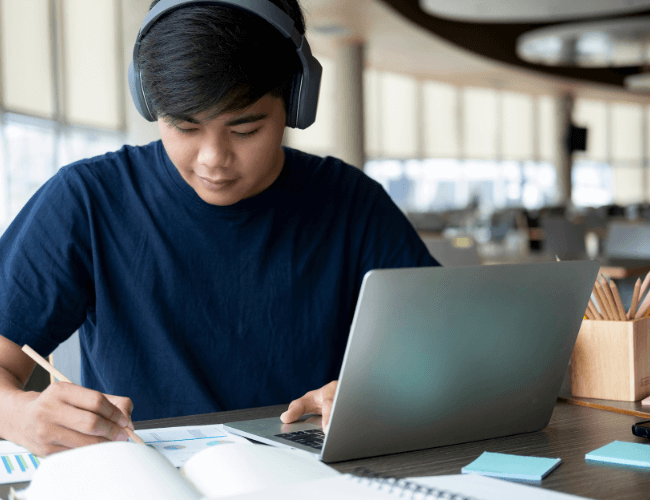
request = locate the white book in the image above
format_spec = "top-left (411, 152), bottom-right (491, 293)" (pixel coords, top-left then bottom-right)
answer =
top-left (9, 441), bottom-right (593, 500)
top-left (10, 441), bottom-right (338, 500)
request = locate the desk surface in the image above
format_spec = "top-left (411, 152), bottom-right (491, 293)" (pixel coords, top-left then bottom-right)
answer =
top-left (3, 401), bottom-right (650, 500)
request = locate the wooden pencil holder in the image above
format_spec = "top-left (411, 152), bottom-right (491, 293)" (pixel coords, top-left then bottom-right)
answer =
top-left (571, 316), bottom-right (650, 402)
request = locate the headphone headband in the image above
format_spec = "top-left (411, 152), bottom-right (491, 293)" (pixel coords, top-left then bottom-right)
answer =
top-left (128, 0), bottom-right (322, 129)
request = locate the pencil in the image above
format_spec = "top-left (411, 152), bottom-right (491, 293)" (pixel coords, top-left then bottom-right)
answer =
top-left (21, 345), bottom-right (145, 445)
top-left (608, 279), bottom-right (627, 321)
top-left (593, 283), bottom-right (613, 321)
top-left (635, 290), bottom-right (650, 319)
top-left (640, 271), bottom-right (650, 300)
top-left (588, 299), bottom-right (602, 320)
top-left (592, 285), bottom-right (608, 320)
top-left (628, 278), bottom-right (642, 320)
top-left (600, 276), bottom-right (624, 321)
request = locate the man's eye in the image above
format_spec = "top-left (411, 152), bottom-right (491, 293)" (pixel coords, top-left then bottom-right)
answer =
top-left (175, 126), bottom-right (198, 135)
top-left (233, 129), bottom-right (259, 138)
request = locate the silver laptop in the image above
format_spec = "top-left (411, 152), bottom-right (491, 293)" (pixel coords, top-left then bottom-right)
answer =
top-left (224, 261), bottom-right (599, 463)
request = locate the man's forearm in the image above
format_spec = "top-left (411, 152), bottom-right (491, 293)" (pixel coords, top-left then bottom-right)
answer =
top-left (0, 366), bottom-right (31, 442)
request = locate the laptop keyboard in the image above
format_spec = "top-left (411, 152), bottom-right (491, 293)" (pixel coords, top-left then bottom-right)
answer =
top-left (274, 429), bottom-right (325, 450)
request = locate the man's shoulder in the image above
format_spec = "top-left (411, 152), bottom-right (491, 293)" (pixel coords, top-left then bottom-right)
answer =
top-left (52, 141), bottom-right (164, 200)
top-left (61, 140), bottom-right (162, 178)
top-left (283, 147), bottom-right (380, 192)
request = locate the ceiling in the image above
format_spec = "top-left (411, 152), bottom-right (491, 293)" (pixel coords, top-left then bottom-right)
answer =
top-left (301, 0), bottom-right (650, 103)
top-left (419, 0), bottom-right (650, 23)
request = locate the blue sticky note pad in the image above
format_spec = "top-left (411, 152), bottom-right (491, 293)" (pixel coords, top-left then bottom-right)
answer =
top-left (586, 441), bottom-right (650, 468)
top-left (462, 452), bottom-right (562, 481)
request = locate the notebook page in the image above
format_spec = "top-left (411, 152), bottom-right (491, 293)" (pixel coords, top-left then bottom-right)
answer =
top-left (182, 444), bottom-right (339, 498)
top-left (414, 474), bottom-right (591, 499)
top-left (12, 441), bottom-right (201, 500)
top-left (203, 475), bottom-right (393, 500)
top-left (209, 473), bottom-right (592, 500)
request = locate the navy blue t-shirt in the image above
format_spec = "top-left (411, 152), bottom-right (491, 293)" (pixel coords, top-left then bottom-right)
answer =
top-left (0, 142), bottom-right (437, 420)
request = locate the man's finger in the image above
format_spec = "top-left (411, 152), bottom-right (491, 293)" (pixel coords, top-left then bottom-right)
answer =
top-left (50, 422), bottom-right (121, 450)
top-left (280, 399), bottom-right (306, 423)
top-left (105, 394), bottom-right (134, 429)
top-left (57, 400), bottom-right (128, 441)
top-left (54, 383), bottom-right (129, 428)
top-left (280, 393), bottom-right (324, 423)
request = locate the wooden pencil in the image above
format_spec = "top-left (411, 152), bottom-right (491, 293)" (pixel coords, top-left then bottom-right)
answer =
top-left (593, 284), bottom-right (611, 320)
top-left (21, 345), bottom-right (145, 445)
top-left (628, 278), bottom-right (642, 320)
top-left (635, 290), bottom-right (650, 319)
top-left (594, 282), bottom-right (614, 321)
top-left (608, 279), bottom-right (627, 321)
top-left (640, 271), bottom-right (650, 300)
top-left (600, 276), bottom-right (624, 321)
top-left (587, 299), bottom-right (602, 320)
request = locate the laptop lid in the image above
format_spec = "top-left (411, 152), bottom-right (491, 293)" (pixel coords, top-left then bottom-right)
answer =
top-left (225, 261), bottom-right (599, 463)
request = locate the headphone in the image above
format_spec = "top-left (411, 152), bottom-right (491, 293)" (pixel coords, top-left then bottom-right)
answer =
top-left (128, 0), bottom-right (322, 129)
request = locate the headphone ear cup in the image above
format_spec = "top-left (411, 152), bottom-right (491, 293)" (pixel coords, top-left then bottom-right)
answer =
top-left (128, 61), bottom-right (156, 122)
top-left (284, 70), bottom-right (302, 129)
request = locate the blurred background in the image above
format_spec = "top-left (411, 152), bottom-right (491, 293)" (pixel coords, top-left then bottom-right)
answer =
top-left (3, 0), bottom-right (650, 267)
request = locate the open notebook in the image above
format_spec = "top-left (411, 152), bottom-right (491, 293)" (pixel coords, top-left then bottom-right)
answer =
top-left (10, 441), bottom-right (590, 500)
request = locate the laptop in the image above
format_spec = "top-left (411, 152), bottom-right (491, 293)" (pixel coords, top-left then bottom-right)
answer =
top-left (224, 261), bottom-right (600, 463)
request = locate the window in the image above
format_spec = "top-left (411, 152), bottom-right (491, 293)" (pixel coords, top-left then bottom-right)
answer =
top-left (381, 72), bottom-right (419, 158)
top-left (287, 60), bottom-right (650, 211)
top-left (422, 81), bottom-right (459, 158)
top-left (0, 0), bottom-right (126, 229)
top-left (501, 91), bottom-right (533, 161)
top-left (463, 87), bottom-right (497, 159)
top-left (1, 0), bottom-right (55, 118)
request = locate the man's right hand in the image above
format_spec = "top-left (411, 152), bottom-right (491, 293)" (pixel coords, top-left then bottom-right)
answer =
top-left (10, 382), bottom-right (134, 457)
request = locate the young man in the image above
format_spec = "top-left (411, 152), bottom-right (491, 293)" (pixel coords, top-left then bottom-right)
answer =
top-left (0, 0), bottom-right (437, 457)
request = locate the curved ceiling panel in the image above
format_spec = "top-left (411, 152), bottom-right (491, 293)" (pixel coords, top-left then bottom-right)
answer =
top-left (517, 17), bottom-right (650, 68)
top-left (420, 0), bottom-right (650, 23)
top-left (381, 0), bottom-right (648, 88)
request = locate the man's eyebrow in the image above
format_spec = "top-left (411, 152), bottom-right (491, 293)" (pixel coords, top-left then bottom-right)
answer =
top-left (224, 113), bottom-right (269, 127)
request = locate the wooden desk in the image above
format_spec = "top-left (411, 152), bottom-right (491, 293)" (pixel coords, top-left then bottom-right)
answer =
top-left (599, 259), bottom-right (650, 279)
top-left (2, 401), bottom-right (650, 500)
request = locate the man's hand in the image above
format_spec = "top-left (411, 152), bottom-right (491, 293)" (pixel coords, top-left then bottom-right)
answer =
top-left (280, 381), bottom-right (338, 432)
top-left (10, 382), bottom-right (134, 457)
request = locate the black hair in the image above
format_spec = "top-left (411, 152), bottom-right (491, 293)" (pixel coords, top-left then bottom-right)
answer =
top-left (138, 0), bottom-right (306, 124)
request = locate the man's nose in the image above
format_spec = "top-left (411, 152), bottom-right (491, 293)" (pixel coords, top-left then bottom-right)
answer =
top-left (198, 135), bottom-right (232, 168)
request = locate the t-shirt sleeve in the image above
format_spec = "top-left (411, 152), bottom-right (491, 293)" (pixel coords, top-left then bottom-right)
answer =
top-left (353, 178), bottom-right (439, 279)
top-left (0, 168), bottom-right (93, 356)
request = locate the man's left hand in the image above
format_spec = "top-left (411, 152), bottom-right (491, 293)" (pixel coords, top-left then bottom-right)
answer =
top-left (280, 381), bottom-right (338, 432)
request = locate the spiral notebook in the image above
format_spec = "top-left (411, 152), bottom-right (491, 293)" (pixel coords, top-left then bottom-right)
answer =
top-left (227, 469), bottom-right (591, 500)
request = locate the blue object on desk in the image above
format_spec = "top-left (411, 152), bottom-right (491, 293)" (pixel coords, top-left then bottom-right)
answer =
top-left (462, 451), bottom-right (562, 481)
top-left (586, 440), bottom-right (650, 468)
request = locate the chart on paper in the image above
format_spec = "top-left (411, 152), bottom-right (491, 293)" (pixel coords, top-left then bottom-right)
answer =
top-left (0, 452), bottom-right (40, 484)
top-left (135, 423), bottom-right (252, 467)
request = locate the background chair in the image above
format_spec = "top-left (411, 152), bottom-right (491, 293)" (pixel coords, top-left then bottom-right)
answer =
top-left (603, 221), bottom-right (650, 259)
top-left (422, 236), bottom-right (481, 267)
top-left (541, 216), bottom-right (587, 260)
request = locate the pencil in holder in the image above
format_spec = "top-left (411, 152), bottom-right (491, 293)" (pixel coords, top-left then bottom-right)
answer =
top-left (570, 316), bottom-right (650, 402)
